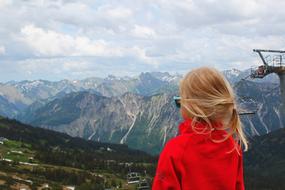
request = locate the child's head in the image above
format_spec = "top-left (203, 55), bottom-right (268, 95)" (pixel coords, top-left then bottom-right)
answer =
top-left (179, 67), bottom-right (248, 151)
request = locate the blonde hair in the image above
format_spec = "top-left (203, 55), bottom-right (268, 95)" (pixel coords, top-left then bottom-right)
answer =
top-left (179, 67), bottom-right (248, 152)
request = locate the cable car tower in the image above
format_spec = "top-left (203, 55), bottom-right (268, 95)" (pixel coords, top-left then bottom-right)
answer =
top-left (251, 49), bottom-right (285, 117)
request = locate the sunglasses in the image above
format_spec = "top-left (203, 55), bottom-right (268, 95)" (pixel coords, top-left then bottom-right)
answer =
top-left (173, 96), bottom-right (181, 108)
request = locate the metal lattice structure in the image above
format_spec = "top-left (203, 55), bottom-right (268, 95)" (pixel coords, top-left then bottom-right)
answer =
top-left (251, 49), bottom-right (285, 78)
top-left (251, 49), bottom-right (285, 119)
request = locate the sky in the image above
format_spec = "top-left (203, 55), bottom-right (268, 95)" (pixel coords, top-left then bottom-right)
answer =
top-left (0, 0), bottom-right (285, 82)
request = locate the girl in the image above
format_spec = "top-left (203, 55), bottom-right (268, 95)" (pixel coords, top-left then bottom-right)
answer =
top-left (152, 67), bottom-right (248, 190)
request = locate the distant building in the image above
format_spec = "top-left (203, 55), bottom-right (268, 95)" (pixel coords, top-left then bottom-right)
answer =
top-left (24, 180), bottom-right (33, 185)
top-left (39, 183), bottom-right (49, 189)
top-left (0, 137), bottom-right (8, 141)
top-left (137, 179), bottom-right (150, 190)
top-left (11, 150), bottom-right (23, 154)
top-left (2, 158), bottom-right (12, 162)
top-left (107, 147), bottom-right (115, 152)
top-left (127, 172), bottom-right (141, 184)
top-left (0, 137), bottom-right (8, 144)
top-left (64, 186), bottom-right (75, 190)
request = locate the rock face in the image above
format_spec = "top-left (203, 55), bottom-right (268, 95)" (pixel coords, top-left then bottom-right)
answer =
top-left (236, 80), bottom-right (283, 135)
top-left (278, 74), bottom-right (285, 123)
top-left (20, 92), bottom-right (181, 154)
top-left (20, 81), bottom-right (284, 154)
top-left (1, 70), bottom-right (284, 154)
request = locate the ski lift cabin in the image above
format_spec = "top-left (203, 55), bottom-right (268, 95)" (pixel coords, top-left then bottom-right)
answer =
top-left (127, 172), bottom-right (141, 184)
top-left (250, 65), bottom-right (268, 78)
top-left (137, 179), bottom-right (150, 190)
top-left (251, 49), bottom-right (285, 79)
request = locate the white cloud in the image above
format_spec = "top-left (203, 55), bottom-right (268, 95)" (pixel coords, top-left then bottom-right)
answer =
top-left (62, 61), bottom-right (92, 72)
top-left (0, 46), bottom-right (5, 55)
top-left (1, 0), bottom-right (285, 81)
top-left (103, 6), bottom-right (132, 19)
top-left (18, 24), bottom-right (159, 66)
top-left (10, 56), bottom-right (157, 81)
top-left (131, 25), bottom-right (156, 39)
top-left (17, 58), bottom-right (94, 79)
top-left (131, 46), bottom-right (158, 65)
top-left (19, 24), bottom-right (123, 57)
top-left (0, 0), bottom-right (11, 8)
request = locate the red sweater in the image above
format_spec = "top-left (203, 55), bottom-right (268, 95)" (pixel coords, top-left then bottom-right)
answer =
top-left (152, 118), bottom-right (245, 190)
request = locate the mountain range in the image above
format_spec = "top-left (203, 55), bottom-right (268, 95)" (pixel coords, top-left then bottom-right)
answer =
top-left (0, 69), bottom-right (284, 154)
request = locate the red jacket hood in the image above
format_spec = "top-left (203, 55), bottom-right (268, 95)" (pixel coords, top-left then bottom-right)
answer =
top-left (178, 118), bottom-right (224, 135)
top-left (152, 118), bottom-right (244, 190)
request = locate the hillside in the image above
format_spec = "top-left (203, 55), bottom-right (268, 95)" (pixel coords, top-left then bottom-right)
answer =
top-left (0, 116), bottom-right (156, 190)
top-left (244, 127), bottom-right (285, 190)
top-left (0, 115), bottom-right (284, 189)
